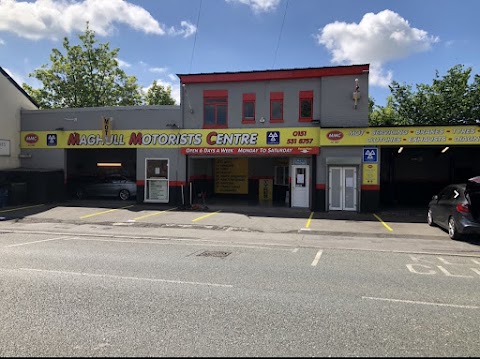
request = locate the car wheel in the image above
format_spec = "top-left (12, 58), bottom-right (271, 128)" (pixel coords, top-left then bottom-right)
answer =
top-left (427, 209), bottom-right (435, 226)
top-left (119, 189), bottom-right (130, 201)
top-left (448, 216), bottom-right (461, 240)
top-left (76, 188), bottom-right (84, 199)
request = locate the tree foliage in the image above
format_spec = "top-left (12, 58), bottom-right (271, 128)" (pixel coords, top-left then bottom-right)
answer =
top-left (145, 80), bottom-right (176, 106)
top-left (369, 64), bottom-right (480, 126)
top-left (23, 24), bottom-right (175, 108)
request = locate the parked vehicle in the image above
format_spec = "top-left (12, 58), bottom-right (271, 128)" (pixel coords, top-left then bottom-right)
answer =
top-left (427, 176), bottom-right (480, 240)
top-left (73, 174), bottom-right (137, 201)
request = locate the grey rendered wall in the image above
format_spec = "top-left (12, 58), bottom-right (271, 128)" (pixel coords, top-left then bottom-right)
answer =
top-left (182, 79), bottom-right (323, 129)
top-left (317, 147), bottom-right (364, 185)
top-left (21, 105), bottom-right (183, 181)
top-left (182, 73), bottom-right (368, 130)
top-left (21, 105), bottom-right (181, 132)
top-left (320, 74), bottom-right (369, 128)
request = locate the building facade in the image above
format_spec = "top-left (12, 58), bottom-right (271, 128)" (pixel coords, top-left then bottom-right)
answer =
top-left (14, 63), bottom-right (480, 211)
top-left (18, 64), bottom-right (374, 211)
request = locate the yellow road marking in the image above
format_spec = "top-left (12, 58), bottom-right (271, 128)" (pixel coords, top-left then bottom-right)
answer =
top-left (305, 211), bottom-right (314, 228)
top-left (192, 210), bottom-right (221, 222)
top-left (373, 213), bottom-right (393, 232)
top-left (133, 207), bottom-right (177, 220)
top-left (0, 204), bottom-right (44, 213)
top-left (80, 205), bottom-right (134, 219)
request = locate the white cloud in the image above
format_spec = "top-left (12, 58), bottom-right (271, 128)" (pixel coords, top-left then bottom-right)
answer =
top-left (0, 38), bottom-right (4, 45)
top-left (0, 0), bottom-right (194, 40)
top-left (167, 21), bottom-right (197, 38)
top-left (316, 9), bottom-right (439, 87)
top-left (116, 58), bottom-right (131, 68)
top-left (226, 0), bottom-right (281, 13)
top-left (149, 67), bottom-right (168, 74)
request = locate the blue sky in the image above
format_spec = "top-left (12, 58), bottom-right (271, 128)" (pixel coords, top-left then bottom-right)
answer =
top-left (0, 0), bottom-right (478, 107)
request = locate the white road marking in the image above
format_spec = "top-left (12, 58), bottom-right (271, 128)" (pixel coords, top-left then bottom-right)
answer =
top-left (311, 250), bottom-right (323, 266)
top-left (292, 248), bottom-right (299, 253)
top-left (19, 268), bottom-right (233, 288)
top-left (362, 296), bottom-right (479, 309)
top-left (60, 236), bottom-right (294, 251)
top-left (437, 265), bottom-right (473, 278)
top-left (7, 236), bottom-right (76, 248)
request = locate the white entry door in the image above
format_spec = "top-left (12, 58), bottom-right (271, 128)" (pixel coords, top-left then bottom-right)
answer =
top-left (328, 166), bottom-right (357, 211)
top-left (291, 165), bottom-right (310, 208)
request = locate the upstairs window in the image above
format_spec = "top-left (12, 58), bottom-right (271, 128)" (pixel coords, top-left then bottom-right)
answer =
top-left (204, 90), bottom-right (228, 128)
top-left (299, 90), bottom-right (313, 122)
top-left (242, 93), bottom-right (256, 124)
top-left (270, 92), bottom-right (284, 123)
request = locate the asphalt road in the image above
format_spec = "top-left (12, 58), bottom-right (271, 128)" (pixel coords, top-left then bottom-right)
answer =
top-left (1, 229), bottom-right (479, 357)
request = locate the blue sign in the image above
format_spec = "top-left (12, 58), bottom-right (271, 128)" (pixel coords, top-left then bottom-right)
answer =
top-left (267, 131), bottom-right (280, 145)
top-left (47, 134), bottom-right (57, 146)
top-left (363, 147), bottom-right (378, 162)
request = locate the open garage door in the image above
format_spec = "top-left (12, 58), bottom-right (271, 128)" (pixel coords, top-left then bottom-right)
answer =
top-left (66, 148), bottom-right (136, 200)
top-left (380, 146), bottom-right (480, 207)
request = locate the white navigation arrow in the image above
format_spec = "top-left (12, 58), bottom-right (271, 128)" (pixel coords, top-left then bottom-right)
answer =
top-left (454, 190), bottom-right (460, 199)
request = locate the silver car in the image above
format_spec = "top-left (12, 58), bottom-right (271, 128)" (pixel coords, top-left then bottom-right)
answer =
top-left (75, 174), bottom-right (137, 201)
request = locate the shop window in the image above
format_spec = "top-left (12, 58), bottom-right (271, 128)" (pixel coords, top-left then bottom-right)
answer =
top-left (274, 166), bottom-right (289, 186)
top-left (242, 93), bottom-right (256, 124)
top-left (145, 158), bottom-right (169, 203)
top-left (204, 90), bottom-right (228, 128)
top-left (299, 90), bottom-right (313, 122)
top-left (270, 92), bottom-right (284, 123)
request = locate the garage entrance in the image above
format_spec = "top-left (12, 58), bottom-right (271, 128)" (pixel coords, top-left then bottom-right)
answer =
top-left (380, 146), bottom-right (480, 207)
top-left (66, 148), bottom-right (136, 199)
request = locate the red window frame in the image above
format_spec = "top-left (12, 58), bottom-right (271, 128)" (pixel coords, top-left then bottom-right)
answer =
top-left (203, 90), bottom-right (228, 129)
top-left (270, 92), bottom-right (284, 123)
top-left (299, 90), bottom-right (313, 122)
top-left (242, 93), bottom-right (256, 124)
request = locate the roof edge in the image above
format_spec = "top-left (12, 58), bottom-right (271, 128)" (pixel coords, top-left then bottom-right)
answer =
top-left (0, 66), bottom-right (39, 108)
top-left (178, 64), bottom-right (369, 84)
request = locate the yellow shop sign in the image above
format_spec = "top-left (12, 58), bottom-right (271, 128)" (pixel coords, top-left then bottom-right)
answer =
top-left (320, 126), bottom-right (480, 146)
top-left (21, 127), bottom-right (320, 149)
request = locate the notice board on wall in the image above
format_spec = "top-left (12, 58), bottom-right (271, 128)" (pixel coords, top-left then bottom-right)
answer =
top-left (215, 158), bottom-right (248, 194)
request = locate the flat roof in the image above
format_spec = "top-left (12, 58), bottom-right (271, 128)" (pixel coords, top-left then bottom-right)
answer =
top-left (177, 64), bottom-right (369, 84)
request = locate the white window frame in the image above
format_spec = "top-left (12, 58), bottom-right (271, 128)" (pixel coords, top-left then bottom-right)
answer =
top-left (144, 158), bottom-right (169, 203)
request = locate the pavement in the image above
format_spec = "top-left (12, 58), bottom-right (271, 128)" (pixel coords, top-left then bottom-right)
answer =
top-left (0, 199), bottom-right (467, 240)
top-left (1, 200), bottom-right (480, 256)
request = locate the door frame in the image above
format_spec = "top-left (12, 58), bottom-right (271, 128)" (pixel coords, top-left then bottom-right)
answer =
top-left (328, 166), bottom-right (358, 211)
top-left (291, 164), bottom-right (310, 208)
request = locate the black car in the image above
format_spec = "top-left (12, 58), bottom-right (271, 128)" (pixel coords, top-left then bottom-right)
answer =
top-left (69, 174), bottom-right (137, 201)
top-left (427, 176), bottom-right (480, 240)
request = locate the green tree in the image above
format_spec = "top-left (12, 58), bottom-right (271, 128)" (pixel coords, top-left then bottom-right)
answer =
top-left (369, 96), bottom-right (401, 126)
top-left (23, 23), bottom-right (142, 108)
top-left (369, 64), bottom-right (480, 126)
top-left (144, 80), bottom-right (176, 105)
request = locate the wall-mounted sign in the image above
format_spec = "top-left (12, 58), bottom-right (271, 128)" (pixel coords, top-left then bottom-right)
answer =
top-left (293, 158), bottom-right (308, 165)
top-left (20, 125), bottom-right (480, 150)
top-left (20, 127), bottom-right (320, 151)
top-left (363, 147), bottom-right (378, 162)
top-left (101, 117), bottom-right (112, 142)
top-left (215, 158), bottom-right (248, 194)
top-left (0, 139), bottom-right (10, 156)
top-left (362, 163), bottom-right (378, 185)
top-left (321, 126), bottom-right (480, 146)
